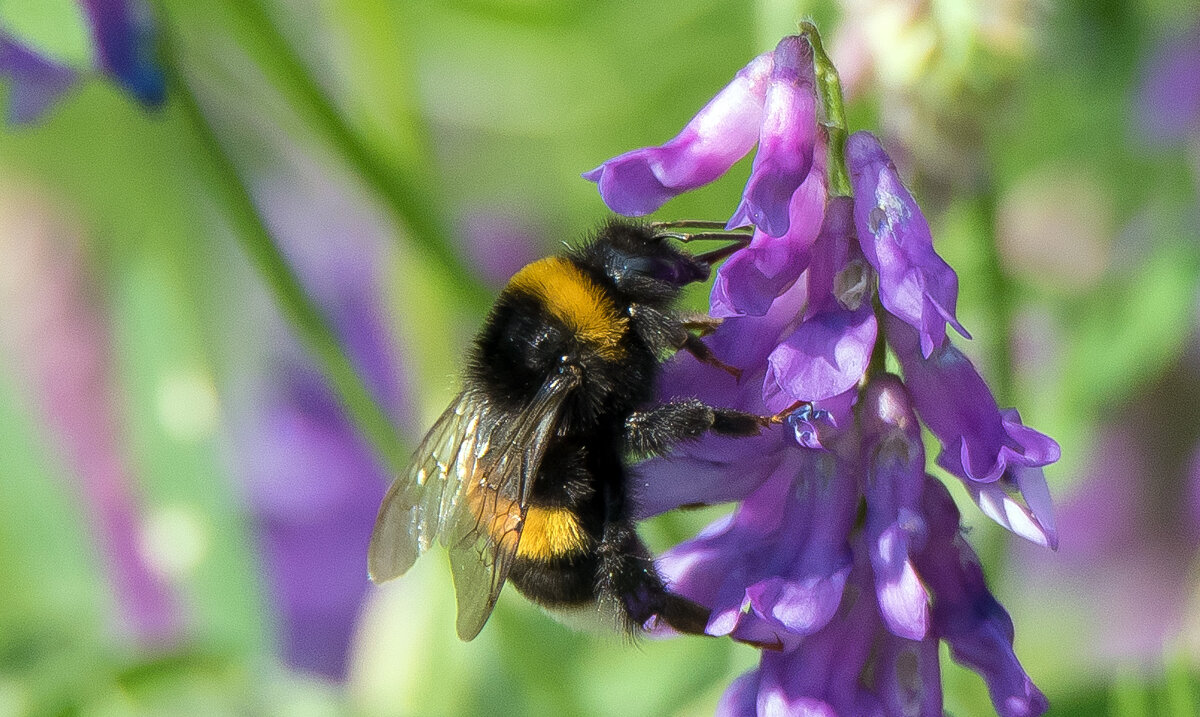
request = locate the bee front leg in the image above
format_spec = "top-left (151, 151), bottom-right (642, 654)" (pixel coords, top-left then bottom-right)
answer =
top-left (628, 304), bottom-right (741, 379)
top-left (624, 399), bottom-right (765, 459)
top-left (677, 313), bottom-right (724, 337)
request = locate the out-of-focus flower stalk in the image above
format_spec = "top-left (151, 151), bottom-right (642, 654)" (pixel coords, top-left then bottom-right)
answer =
top-left (158, 44), bottom-right (409, 478)
top-left (170, 0), bottom-right (491, 310)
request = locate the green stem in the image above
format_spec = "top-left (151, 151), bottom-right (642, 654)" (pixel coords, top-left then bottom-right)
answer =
top-left (226, 0), bottom-right (491, 310)
top-left (975, 185), bottom-right (1014, 405)
top-left (162, 45), bottom-right (408, 476)
top-left (863, 296), bottom-right (889, 387)
top-left (801, 21), bottom-right (851, 198)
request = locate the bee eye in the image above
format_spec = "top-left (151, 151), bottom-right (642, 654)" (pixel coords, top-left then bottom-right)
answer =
top-left (624, 256), bottom-right (708, 286)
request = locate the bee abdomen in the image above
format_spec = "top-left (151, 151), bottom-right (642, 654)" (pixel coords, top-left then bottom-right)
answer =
top-left (515, 506), bottom-right (590, 561)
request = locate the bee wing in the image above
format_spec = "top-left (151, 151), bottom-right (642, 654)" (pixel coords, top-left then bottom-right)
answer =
top-left (367, 390), bottom-right (489, 583)
top-left (367, 368), bottom-right (581, 641)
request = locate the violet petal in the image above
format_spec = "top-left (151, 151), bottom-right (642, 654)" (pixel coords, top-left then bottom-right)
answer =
top-left (584, 52), bottom-right (773, 215)
top-left (848, 131), bottom-right (968, 356)
top-left (727, 36), bottom-right (818, 237)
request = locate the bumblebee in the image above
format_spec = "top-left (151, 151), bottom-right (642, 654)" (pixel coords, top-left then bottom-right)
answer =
top-left (368, 218), bottom-right (770, 640)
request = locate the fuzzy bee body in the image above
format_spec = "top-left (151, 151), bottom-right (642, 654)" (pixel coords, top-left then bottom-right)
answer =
top-left (368, 219), bottom-right (761, 640)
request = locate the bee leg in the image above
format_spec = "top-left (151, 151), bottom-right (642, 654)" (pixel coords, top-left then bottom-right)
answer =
top-left (595, 518), bottom-right (712, 637)
top-left (629, 304), bottom-right (739, 378)
top-left (678, 333), bottom-right (741, 380)
top-left (624, 399), bottom-right (765, 458)
top-left (677, 313), bottom-right (724, 337)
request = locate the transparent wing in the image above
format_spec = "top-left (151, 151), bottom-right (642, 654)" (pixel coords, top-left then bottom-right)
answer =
top-left (444, 369), bottom-right (580, 640)
top-left (368, 390), bottom-right (490, 583)
top-left (367, 369), bottom-right (580, 640)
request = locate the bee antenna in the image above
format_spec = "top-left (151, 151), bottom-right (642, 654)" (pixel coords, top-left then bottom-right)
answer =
top-left (655, 231), bottom-right (752, 243)
top-left (650, 219), bottom-right (748, 231)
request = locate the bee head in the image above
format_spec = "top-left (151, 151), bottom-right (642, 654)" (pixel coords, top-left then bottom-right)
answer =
top-left (584, 219), bottom-right (734, 305)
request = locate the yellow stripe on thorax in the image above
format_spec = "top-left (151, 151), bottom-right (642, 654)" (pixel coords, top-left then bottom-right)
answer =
top-left (516, 506), bottom-right (589, 561)
top-left (507, 257), bottom-right (627, 360)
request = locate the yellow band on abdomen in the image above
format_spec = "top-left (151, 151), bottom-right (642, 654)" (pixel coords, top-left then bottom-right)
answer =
top-left (516, 505), bottom-right (589, 561)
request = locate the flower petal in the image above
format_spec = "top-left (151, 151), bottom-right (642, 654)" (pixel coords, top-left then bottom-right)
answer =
top-left (765, 301), bottom-right (876, 403)
top-left (969, 465), bottom-right (1059, 549)
top-left (727, 36), bottom-right (818, 237)
top-left (712, 138), bottom-right (827, 317)
top-left (889, 317), bottom-right (1059, 486)
top-left (584, 52), bottom-right (773, 215)
top-left (917, 477), bottom-right (1050, 717)
top-left (716, 671), bottom-right (760, 717)
top-left (860, 377), bottom-right (930, 640)
top-left (848, 131), bottom-right (968, 356)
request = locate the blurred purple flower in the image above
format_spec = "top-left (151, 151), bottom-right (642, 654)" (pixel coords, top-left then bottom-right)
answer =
top-left (79, 0), bottom-right (165, 106)
top-left (589, 29), bottom-right (1056, 715)
top-left (0, 192), bottom-right (179, 644)
top-left (1137, 22), bottom-right (1200, 143)
top-left (231, 157), bottom-right (412, 679)
top-left (0, 0), bottom-right (163, 123)
top-left (457, 210), bottom-right (545, 288)
top-left (0, 38), bottom-right (76, 123)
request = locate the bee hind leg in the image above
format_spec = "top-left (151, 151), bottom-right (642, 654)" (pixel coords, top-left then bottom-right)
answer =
top-left (595, 519), bottom-right (712, 637)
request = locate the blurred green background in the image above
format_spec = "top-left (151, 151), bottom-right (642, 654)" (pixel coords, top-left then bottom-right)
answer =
top-left (1, 0), bottom-right (1198, 715)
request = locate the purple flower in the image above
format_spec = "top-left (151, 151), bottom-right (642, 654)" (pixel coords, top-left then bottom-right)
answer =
top-left (917, 478), bottom-right (1050, 717)
top-left (859, 377), bottom-right (930, 641)
top-left (889, 316), bottom-right (1059, 547)
top-left (726, 36), bottom-right (819, 237)
top-left (583, 51), bottom-right (773, 216)
top-left (0, 0), bottom-right (163, 123)
top-left (657, 446), bottom-right (858, 651)
top-left (229, 155), bottom-right (412, 678)
top-left (847, 131), bottom-right (968, 358)
top-left (588, 28), bottom-right (1056, 716)
top-left (711, 140), bottom-right (827, 318)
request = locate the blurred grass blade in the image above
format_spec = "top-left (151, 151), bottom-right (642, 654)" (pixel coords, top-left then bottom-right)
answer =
top-left (218, 0), bottom-right (491, 311)
top-left (1111, 669), bottom-right (1153, 717)
top-left (161, 46), bottom-right (408, 476)
top-left (1164, 653), bottom-right (1197, 717)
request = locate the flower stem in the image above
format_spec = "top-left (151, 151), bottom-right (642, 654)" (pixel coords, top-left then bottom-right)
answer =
top-left (865, 296), bottom-right (889, 384)
top-left (975, 185), bottom-right (1014, 405)
top-left (161, 44), bottom-right (409, 476)
top-left (801, 21), bottom-right (852, 198)
top-left (221, 0), bottom-right (491, 311)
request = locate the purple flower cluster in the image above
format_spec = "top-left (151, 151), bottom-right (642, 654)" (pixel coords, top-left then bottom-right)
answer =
top-left (588, 33), bottom-right (1058, 716)
top-left (0, 0), bottom-right (164, 123)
